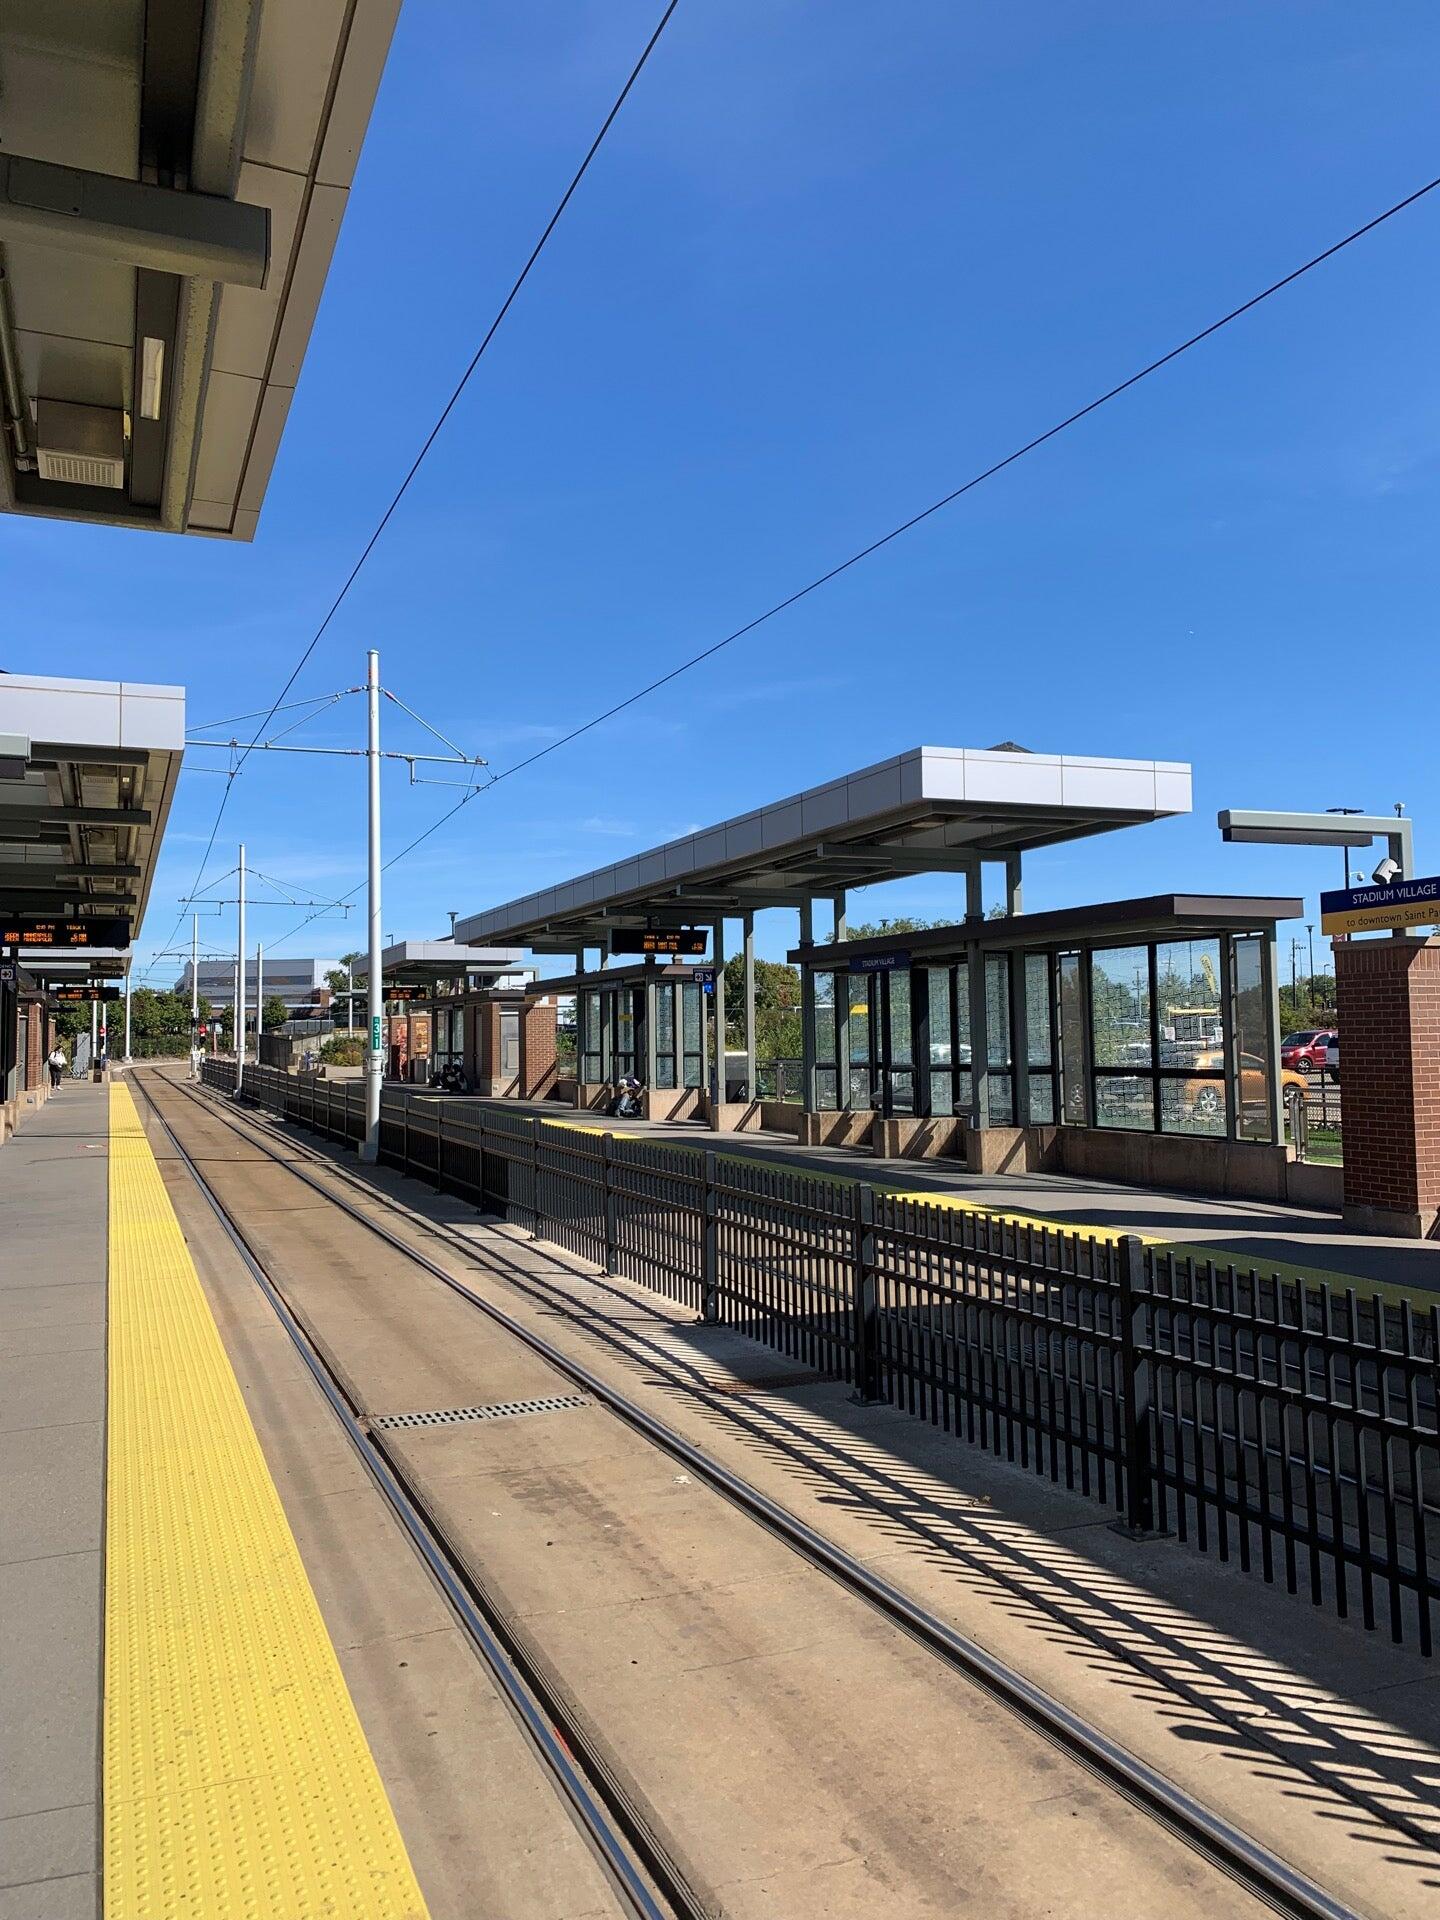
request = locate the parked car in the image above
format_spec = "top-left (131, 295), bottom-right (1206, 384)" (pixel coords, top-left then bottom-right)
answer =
top-left (1280, 1029), bottom-right (1337, 1075)
top-left (1183, 1049), bottom-right (1307, 1122)
top-left (1324, 1036), bottom-right (1339, 1083)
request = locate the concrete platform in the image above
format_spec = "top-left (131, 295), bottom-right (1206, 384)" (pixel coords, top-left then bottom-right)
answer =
top-left (0, 1081), bottom-right (108, 1920)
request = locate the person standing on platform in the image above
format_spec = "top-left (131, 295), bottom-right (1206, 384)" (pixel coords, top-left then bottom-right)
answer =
top-left (47, 1044), bottom-right (67, 1090)
top-left (190, 1039), bottom-right (203, 1082)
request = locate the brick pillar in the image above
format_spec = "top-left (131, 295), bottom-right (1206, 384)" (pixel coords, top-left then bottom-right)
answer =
top-left (1334, 936), bottom-right (1440, 1237)
top-left (521, 997), bottom-right (557, 1100)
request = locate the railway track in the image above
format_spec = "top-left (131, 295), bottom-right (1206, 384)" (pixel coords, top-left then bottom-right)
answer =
top-left (135, 1067), bottom-right (1362, 1920)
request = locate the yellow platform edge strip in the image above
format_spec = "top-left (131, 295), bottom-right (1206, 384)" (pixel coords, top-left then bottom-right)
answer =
top-left (105, 1082), bottom-right (430, 1919)
top-left (541, 1114), bottom-right (1406, 1305)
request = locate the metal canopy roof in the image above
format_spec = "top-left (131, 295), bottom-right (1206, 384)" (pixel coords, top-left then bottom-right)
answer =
top-left (0, 673), bottom-right (184, 948)
top-left (0, 1), bottom-right (399, 538)
top-left (455, 747), bottom-right (1192, 952)
top-left (356, 939), bottom-right (530, 986)
top-left (791, 893), bottom-right (1303, 967)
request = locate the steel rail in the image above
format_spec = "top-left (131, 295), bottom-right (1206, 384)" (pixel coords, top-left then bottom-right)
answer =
top-left (160, 1069), bottom-right (1361, 1920)
top-left (129, 1073), bottom-right (700, 1920)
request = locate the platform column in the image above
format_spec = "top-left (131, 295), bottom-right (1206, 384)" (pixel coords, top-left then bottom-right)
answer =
top-left (833, 892), bottom-right (849, 1108)
top-left (799, 898), bottom-right (816, 1112)
top-left (742, 912), bottom-right (756, 1101)
top-left (710, 918), bottom-right (726, 1127)
top-left (965, 864), bottom-right (988, 1128)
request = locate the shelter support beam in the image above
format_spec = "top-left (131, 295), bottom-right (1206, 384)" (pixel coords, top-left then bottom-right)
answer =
top-left (1005, 853), bottom-right (1023, 915)
top-left (0, 154), bottom-right (269, 286)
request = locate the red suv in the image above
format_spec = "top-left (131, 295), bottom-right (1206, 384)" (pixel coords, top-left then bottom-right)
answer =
top-left (1280, 1030), bottom-right (1335, 1075)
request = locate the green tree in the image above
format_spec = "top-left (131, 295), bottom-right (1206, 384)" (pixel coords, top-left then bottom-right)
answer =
top-left (261, 995), bottom-right (290, 1031)
top-left (721, 955), bottom-right (802, 1056)
top-left (324, 952), bottom-right (364, 1000)
top-left (843, 916), bottom-right (951, 940)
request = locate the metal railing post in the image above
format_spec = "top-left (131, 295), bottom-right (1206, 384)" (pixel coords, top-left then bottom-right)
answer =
top-left (700, 1149), bottom-right (719, 1322)
top-left (1117, 1234), bottom-right (1156, 1535)
top-left (851, 1182), bottom-right (881, 1403)
top-left (528, 1115), bottom-right (542, 1238)
top-left (435, 1099), bottom-right (446, 1193)
top-left (601, 1132), bottom-right (618, 1274)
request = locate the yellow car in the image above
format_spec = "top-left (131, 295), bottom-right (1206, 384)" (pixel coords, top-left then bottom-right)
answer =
top-left (1184, 1049), bottom-right (1306, 1123)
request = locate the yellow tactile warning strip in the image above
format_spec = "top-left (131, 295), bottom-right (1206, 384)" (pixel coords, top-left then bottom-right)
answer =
top-left (105, 1082), bottom-right (430, 1920)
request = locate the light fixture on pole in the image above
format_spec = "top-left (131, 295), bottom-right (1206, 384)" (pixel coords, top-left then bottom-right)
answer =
top-left (362, 649), bottom-right (383, 1161)
top-left (236, 843), bottom-right (248, 1095)
top-left (181, 649), bottom-right (489, 1162)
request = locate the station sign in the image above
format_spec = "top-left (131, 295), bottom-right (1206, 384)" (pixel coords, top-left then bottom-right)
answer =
top-left (611, 930), bottom-right (709, 957)
top-left (52, 985), bottom-right (121, 1002)
top-left (851, 949), bottom-right (911, 973)
top-left (688, 966), bottom-right (717, 987)
top-left (0, 916), bottom-right (129, 950)
top-left (1320, 876), bottom-right (1440, 938)
top-left (0, 961), bottom-right (16, 988)
top-left (384, 984), bottom-right (427, 1001)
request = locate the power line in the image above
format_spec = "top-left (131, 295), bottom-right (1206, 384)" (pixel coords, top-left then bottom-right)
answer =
top-left (145, 0), bottom-right (681, 968)
top-left (253, 169), bottom-right (1440, 959)
top-left (484, 170), bottom-right (1440, 789)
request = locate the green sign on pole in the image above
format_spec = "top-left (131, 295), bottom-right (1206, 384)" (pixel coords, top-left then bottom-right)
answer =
top-left (371, 1015), bottom-right (382, 1050)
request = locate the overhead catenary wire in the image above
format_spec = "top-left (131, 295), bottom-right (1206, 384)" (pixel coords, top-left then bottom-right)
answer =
top-left (145, 0), bottom-right (681, 969)
top-left (259, 166), bottom-right (1440, 951)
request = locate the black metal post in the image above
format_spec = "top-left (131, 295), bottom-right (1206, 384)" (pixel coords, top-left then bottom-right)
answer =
top-left (700, 1148), bottom-right (719, 1322)
top-left (434, 1099), bottom-right (446, 1194)
top-left (601, 1131), bottom-right (617, 1274)
top-left (528, 1114), bottom-right (541, 1238)
top-left (851, 1182), bottom-right (881, 1403)
top-left (1117, 1233), bottom-right (1156, 1535)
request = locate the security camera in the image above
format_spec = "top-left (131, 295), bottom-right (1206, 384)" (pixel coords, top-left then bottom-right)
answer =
top-left (1371, 855), bottom-right (1401, 886)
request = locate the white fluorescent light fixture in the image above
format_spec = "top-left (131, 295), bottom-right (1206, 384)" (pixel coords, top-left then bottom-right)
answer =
top-left (139, 335), bottom-right (165, 421)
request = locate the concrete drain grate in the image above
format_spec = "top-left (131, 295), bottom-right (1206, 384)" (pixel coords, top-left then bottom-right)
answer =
top-left (373, 1393), bottom-right (590, 1431)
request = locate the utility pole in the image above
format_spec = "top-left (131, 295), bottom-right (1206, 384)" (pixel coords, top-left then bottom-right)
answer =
top-left (123, 964), bottom-right (131, 1062)
top-left (236, 841), bottom-right (247, 1096)
top-left (1306, 923), bottom-right (1315, 1007)
top-left (361, 648), bottom-right (383, 1162)
top-left (256, 941), bottom-right (264, 1041)
top-left (91, 997), bottom-right (98, 1070)
top-left (346, 960), bottom-right (354, 1037)
top-left (190, 916), bottom-right (199, 1030)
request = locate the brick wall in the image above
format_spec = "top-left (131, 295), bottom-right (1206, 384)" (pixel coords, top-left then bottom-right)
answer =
top-left (1334, 936), bottom-right (1440, 1234)
top-left (521, 998), bottom-right (557, 1099)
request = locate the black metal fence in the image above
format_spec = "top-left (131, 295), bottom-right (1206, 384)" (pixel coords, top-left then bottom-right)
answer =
top-left (203, 1061), bottom-right (1438, 1653)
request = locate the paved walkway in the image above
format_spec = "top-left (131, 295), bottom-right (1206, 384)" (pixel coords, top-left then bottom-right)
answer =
top-left (0, 1081), bottom-right (108, 1919)
top-left (500, 1098), bottom-right (1440, 1300)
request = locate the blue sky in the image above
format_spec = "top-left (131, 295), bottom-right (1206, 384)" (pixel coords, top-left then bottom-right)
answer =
top-left (7, 1), bottom-right (1439, 983)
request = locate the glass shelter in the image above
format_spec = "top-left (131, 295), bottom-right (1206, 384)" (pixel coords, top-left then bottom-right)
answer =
top-left (790, 895), bottom-right (1298, 1147)
top-left (554, 963), bottom-right (709, 1097)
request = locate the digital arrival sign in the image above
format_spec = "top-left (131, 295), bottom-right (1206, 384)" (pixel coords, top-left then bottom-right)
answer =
top-left (1320, 875), bottom-right (1440, 938)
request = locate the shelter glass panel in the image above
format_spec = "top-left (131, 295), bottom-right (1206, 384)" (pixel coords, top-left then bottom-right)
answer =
top-left (1232, 935), bottom-right (1274, 1142)
top-left (926, 966), bottom-right (952, 1115)
top-left (848, 973), bottom-right (875, 1109)
top-left (814, 970), bottom-right (838, 1110)
top-left (681, 982), bottom-right (703, 1088)
top-left (581, 990), bottom-right (603, 1083)
top-left (656, 983), bottom-right (676, 1089)
top-left (1025, 952), bottom-right (1056, 1124)
top-left (985, 954), bottom-right (1013, 1125)
top-left (499, 1009), bottom-right (520, 1078)
top-left (614, 993), bottom-right (636, 1080)
top-left (1091, 945), bottom-right (1151, 1068)
top-left (1095, 1073), bottom-right (1153, 1131)
top-left (886, 969), bottom-right (913, 1113)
